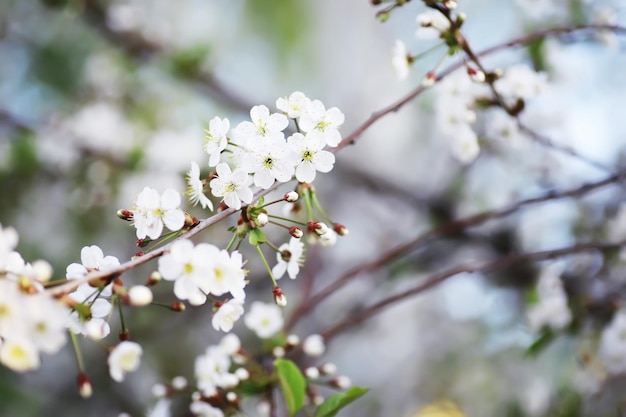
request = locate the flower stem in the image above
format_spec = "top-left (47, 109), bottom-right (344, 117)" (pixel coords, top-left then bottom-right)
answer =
top-left (70, 330), bottom-right (86, 373)
top-left (255, 244), bottom-right (278, 287)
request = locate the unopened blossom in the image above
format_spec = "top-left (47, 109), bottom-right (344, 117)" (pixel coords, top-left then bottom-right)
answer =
top-left (209, 163), bottom-right (253, 210)
top-left (132, 187), bottom-right (185, 240)
top-left (128, 285), bottom-right (154, 306)
top-left (244, 301), bottom-right (284, 339)
top-left (108, 340), bottom-right (143, 382)
top-left (186, 162), bottom-right (213, 210)
top-left (391, 40), bottom-right (411, 81)
top-left (272, 237), bottom-right (304, 280)
top-left (212, 300), bottom-right (245, 332)
top-left (288, 133), bottom-right (335, 183)
top-left (236, 105), bottom-right (288, 142)
top-left (299, 100), bottom-right (345, 147)
top-left (243, 138), bottom-right (298, 189)
top-left (203, 116), bottom-right (230, 167)
top-left (276, 91), bottom-right (311, 119)
top-left (303, 334), bottom-right (326, 357)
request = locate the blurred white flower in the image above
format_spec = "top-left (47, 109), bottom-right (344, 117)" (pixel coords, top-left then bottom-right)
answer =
top-left (212, 300), bottom-right (245, 333)
top-left (391, 40), bottom-right (410, 81)
top-left (108, 341), bottom-right (143, 382)
top-left (244, 301), bottom-right (284, 338)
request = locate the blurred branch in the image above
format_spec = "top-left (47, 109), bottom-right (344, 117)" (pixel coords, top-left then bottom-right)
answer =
top-left (286, 168), bottom-right (626, 330)
top-left (79, 0), bottom-right (253, 112)
top-left (320, 239), bottom-right (626, 341)
top-left (334, 24), bottom-right (626, 152)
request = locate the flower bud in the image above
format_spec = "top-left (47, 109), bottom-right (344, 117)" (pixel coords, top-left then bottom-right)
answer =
top-left (304, 367), bottom-right (320, 380)
top-left (289, 226), bottom-right (303, 239)
top-left (333, 223), bottom-right (349, 236)
top-left (444, 0), bottom-right (457, 10)
top-left (273, 287), bottom-right (287, 307)
top-left (128, 285), bottom-right (153, 306)
top-left (303, 334), bottom-right (325, 357)
top-left (147, 271), bottom-right (162, 286)
top-left (32, 259), bottom-right (53, 283)
top-left (320, 362), bottom-right (337, 375)
top-left (286, 334), bottom-right (300, 348)
top-left (170, 302), bottom-right (186, 312)
top-left (235, 367), bottom-right (250, 381)
top-left (256, 212), bottom-right (269, 227)
top-left (284, 191), bottom-right (299, 202)
top-left (226, 392), bottom-right (238, 403)
top-left (467, 67), bottom-right (485, 83)
top-left (332, 375), bottom-right (352, 389)
top-left (117, 209), bottom-right (134, 221)
top-left (77, 373), bottom-right (93, 398)
top-left (151, 383), bottom-right (168, 398)
top-left (313, 395), bottom-right (325, 406)
top-left (422, 71), bottom-right (436, 87)
top-left (171, 376), bottom-right (187, 390)
top-left (273, 346), bottom-right (286, 358)
top-left (184, 212), bottom-right (199, 228)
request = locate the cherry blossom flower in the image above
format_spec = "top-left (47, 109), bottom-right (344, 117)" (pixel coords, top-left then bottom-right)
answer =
top-left (416, 10), bottom-right (451, 39)
top-left (243, 138), bottom-right (298, 189)
top-left (159, 240), bottom-right (247, 304)
top-left (212, 300), bottom-right (245, 332)
top-left (186, 161), bottom-right (213, 210)
top-left (288, 133), bottom-right (335, 183)
top-left (203, 116), bottom-right (230, 167)
top-left (244, 301), bottom-right (284, 338)
top-left (236, 105), bottom-right (288, 142)
top-left (276, 91), bottom-right (311, 119)
top-left (131, 187), bottom-right (185, 240)
top-left (108, 341), bottom-right (143, 382)
top-left (190, 401), bottom-right (225, 417)
top-left (209, 163), bottom-right (253, 210)
top-left (195, 345), bottom-right (239, 397)
top-left (391, 40), bottom-right (410, 81)
top-left (0, 338), bottom-right (40, 372)
top-left (299, 100), bottom-right (345, 147)
top-left (272, 237), bottom-right (304, 280)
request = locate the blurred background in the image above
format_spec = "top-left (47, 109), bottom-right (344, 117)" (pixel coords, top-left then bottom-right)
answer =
top-left (2, 0), bottom-right (626, 416)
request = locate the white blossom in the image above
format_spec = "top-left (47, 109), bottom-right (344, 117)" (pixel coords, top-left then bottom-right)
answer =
top-left (416, 10), bottom-right (451, 39)
top-left (276, 91), bottom-right (311, 119)
top-left (108, 341), bottom-right (143, 382)
top-left (303, 334), bottom-right (326, 357)
top-left (243, 138), bottom-right (298, 189)
top-left (209, 163), bottom-right (253, 210)
top-left (203, 116), bottom-right (230, 167)
top-left (391, 40), bottom-right (410, 80)
top-left (132, 187), bottom-right (185, 240)
top-left (288, 133), bottom-right (335, 183)
top-left (190, 401), bottom-right (224, 417)
top-left (272, 237), bottom-right (304, 280)
top-left (186, 161), bottom-right (213, 210)
top-left (244, 301), bottom-right (284, 339)
top-left (236, 105), bottom-right (288, 142)
top-left (299, 100), bottom-right (345, 147)
top-left (212, 300), bottom-right (245, 333)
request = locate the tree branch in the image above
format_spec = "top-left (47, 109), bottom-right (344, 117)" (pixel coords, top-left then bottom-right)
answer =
top-left (320, 239), bottom-right (626, 341)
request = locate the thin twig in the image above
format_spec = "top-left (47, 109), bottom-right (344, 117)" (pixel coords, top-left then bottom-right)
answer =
top-left (285, 168), bottom-right (626, 330)
top-left (320, 240), bottom-right (626, 341)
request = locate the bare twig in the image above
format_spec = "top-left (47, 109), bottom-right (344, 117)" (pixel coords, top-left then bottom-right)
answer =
top-left (285, 168), bottom-right (626, 330)
top-left (320, 240), bottom-right (626, 341)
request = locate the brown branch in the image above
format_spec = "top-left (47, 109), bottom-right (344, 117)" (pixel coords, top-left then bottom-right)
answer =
top-left (333, 24), bottom-right (626, 152)
top-left (320, 240), bottom-right (626, 341)
top-left (80, 0), bottom-right (253, 113)
top-left (285, 168), bottom-right (626, 330)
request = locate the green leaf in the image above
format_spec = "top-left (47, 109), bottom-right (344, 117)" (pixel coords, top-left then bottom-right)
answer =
top-left (274, 359), bottom-right (306, 417)
top-left (315, 386), bottom-right (369, 417)
top-left (525, 329), bottom-right (555, 357)
top-left (248, 228), bottom-right (266, 246)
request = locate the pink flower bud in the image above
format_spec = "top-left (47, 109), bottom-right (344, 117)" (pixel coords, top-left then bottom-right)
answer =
top-left (333, 223), bottom-right (349, 236)
top-left (284, 191), bottom-right (299, 202)
top-left (289, 226), bottom-right (303, 239)
top-left (273, 287), bottom-right (287, 307)
top-left (117, 209), bottom-right (134, 221)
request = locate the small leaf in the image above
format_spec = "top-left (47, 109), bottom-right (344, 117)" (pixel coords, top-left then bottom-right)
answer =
top-left (274, 359), bottom-right (306, 417)
top-left (525, 329), bottom-right (555, 357)
top-left (314, 386), bottom-right (369, 417)
top-left (248, 228), bottom-right (266, 246)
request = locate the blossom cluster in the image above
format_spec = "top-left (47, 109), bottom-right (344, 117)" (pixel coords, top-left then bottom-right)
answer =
top-left (188, 91), bottom-right (342, 211)
top-left (0, 223), bottom-right (69, 372)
